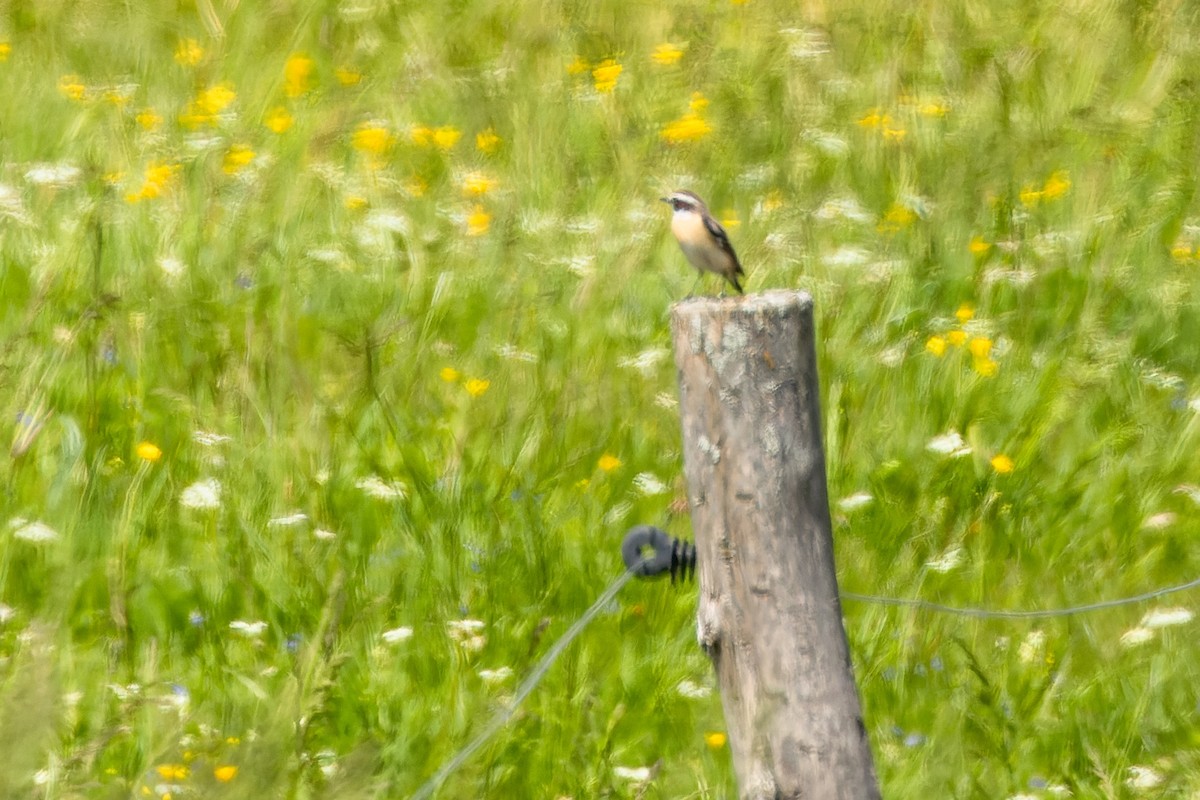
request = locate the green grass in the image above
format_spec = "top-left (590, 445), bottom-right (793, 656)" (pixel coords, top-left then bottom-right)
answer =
top-left (1, 0), bottom-right (1200, 797)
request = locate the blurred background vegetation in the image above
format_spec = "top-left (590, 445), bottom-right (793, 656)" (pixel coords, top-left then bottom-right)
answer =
top-left (1, 0), bottom-right (1199, 797)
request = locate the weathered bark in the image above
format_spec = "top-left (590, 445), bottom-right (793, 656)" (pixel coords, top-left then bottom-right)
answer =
top-left (671, 290), bottom-right (880, 800)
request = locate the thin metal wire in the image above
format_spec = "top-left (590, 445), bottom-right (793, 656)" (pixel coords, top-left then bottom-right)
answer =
top-left (410, 553), bottom-right (1200, 798)
top-left (409, 568), bottom-right (638, 800)
top-left (842, 573), bottom-right (1200, 619)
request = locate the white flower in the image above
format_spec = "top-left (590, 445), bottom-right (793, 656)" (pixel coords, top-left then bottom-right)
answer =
top-left (633, 472), bottom-right (668, 496)
top-left (356, 475), bottom-right (407, 501)
top-left (927, 430), bottom-right (972, 458)
top-left (1120, 627), bottom-right (1154, 648)
top-left (364, 209), bottom-right (411, 236)
top-left (268, 512), bottom-right (309, 528)
top-left (107, 683), bottom-right (142, 700)
top-left (1018, 630), bottom-right (1045, 664)
top-left (618, 348), bottom-right (669, 376)
top-left (676, 679), bottom-right (711, 699)
top-left (838, 492), bottom-right (873, 512)
top-left (32, 768), bottom-right (51, 786)
top-left (192, 430), bottom-right (232, 447)
top-left (925, 547), bottom-right (964, 574)
top-left (613, 766), bottom-right (653, 783)
top-left (461, 634), bottom-right (487, 652)
top-left (1126, 766), bottom-right (1162, 790)
top-left (1140, 607), bottom-right (1193, 628)
top-left (1140, 512), bottom-right (1175, 531)
top-left (603, 502), bottom-right (632, 526)
top-left (180, 478), bottom-right (222, 510)
top-left (25, 162), bottom-right (82, 187)
top-left (478, 667), bottom-right (513, 685)
top-left (824, 246), bottom-right (872, 267)
top-left (494, 344), bottom-right (538, 363)
top-left (0, 603), bottom-right (14, 623)
top-left (159, 256), bottom-right (185, 278)
top-left (814, 197), bottom-right (870, 223)
top-left (229, 620), bottom-right (267, 637)
top-left (10, 518), bottom-right (59, 543)
top-left (1173, 484), bottom-right (1200, 504)
top-left (447, 619), bottom-right (486, 641)
top-left (313, 528), bottom-right (337, 541)
top-left (381, 626), bottom-right (413, 644)
top-left (654, 392), bottom-right (678, 409)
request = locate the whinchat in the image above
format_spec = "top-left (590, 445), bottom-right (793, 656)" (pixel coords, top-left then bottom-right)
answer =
top-left (661, 190), bottom-right (745, 294)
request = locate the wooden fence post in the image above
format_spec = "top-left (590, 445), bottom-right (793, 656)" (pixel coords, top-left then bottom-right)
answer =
top-left (670, 290), bottom-right (880, 800)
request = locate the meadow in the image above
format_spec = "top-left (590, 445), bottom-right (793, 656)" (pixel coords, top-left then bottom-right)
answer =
top-left (1, 0), bottom-right (1199, 797)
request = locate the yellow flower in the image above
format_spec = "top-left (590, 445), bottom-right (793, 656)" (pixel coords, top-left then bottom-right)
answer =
top-left (652, 43), bottom-right (684, 65)
top-left (925, 335), bottom-right (947, 357)
top-left (222, 144), bottom-right (255, 175)
top-left (761, 190), bottom-right (784, 213)
top-left (104, 88), bottom-right (132, 107)
top-left (476, 128), bottom-right (501, 154)
top-left (404, 175), bottom-right (428, 197)
top-left (704, 732), bottom-right (728, 749)
top-left (136, 441), bottom-right (162, 462)
top-left (197, 84), bottom-right (236, 115)
top-left (344, 195), bottom-right (368, 210)
top-left (465, 378), bottom-right (490, 397)
top-left (955, 303), bottom-right (975, 323)
top-left (156, 764), bottom-right (189, 781)
top-left (967, 336), bottom-right (992, 358)
top-left (660, 112), bottom-right (712, 144)
top-left (1171, 244), bottom-right (1192, 262)
top-left (1019, 185), bottom-right (1042, 207)
top-left (968, 236), bottom-right (991, 255)
top-left (990, 454), bottom-right (1014, 474)
top-left (174, 38), bottom-right (205, 67)
top-left (410, 125), bottom-right (434, 146)
top-left (566, 56), bottom-right (590, 75)
top-left (58, 74), bottom-right (86, 102)
top-left (919, 101), bottom-right (948, 117)
top-left (467, 204), bottom-right (491, 236)
top-left (592, 59), bottom-right (622, 93)
top-left (136, 109), bottom-right (162, 131)
top-left (440, 367), bottom-right (460, 383)
top-left (689, 91), bottom-right (709, 112)
top-left (857, 109), bottom-right (883, 128)
top-left (0, 42), bottom-right (10, 62)
top-left (125, 161), bottom-right (179, 203)
top-left (462, 171), bottom-right (497, 197)
top-left (876, 203), bottom-right (916, 233)
top-left (213, 765), bottom-right (238, 782)
top-left (264, 106), bottom-right (294, 133)
top-left (947, 330), bottom-right (966, 347)
top-left (335, 66), bottom-right (362, 86)
top-left (720, 210), bottom-right (740, 229)
top-left (352, 123), bottom-right (394, 156)
top-left (1043, 170), bottom-right (1070, 200)
top-left (882, 125), bottom-right (907, 142)
top-left (180, 83), bottom-right (236, 127)
top-left (598, 454), bottom-right (621, 472)
top-left (284, 53), bottom-right (315, 98)
top-left (433, 125), bottom-right (461, 150)
top-left (973, 357), bottom-right (999, 377)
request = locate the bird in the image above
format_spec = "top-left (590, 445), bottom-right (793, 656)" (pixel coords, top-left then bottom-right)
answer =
top-left (661, 190), bottom-right (745, 294)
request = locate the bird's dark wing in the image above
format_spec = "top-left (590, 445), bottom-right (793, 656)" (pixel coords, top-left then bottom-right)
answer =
top-left (703, 215), bottom-right (744, 275)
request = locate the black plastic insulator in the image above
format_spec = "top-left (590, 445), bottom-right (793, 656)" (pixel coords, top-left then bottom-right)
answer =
top-left (621, 525), bottom-right (697, 584)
